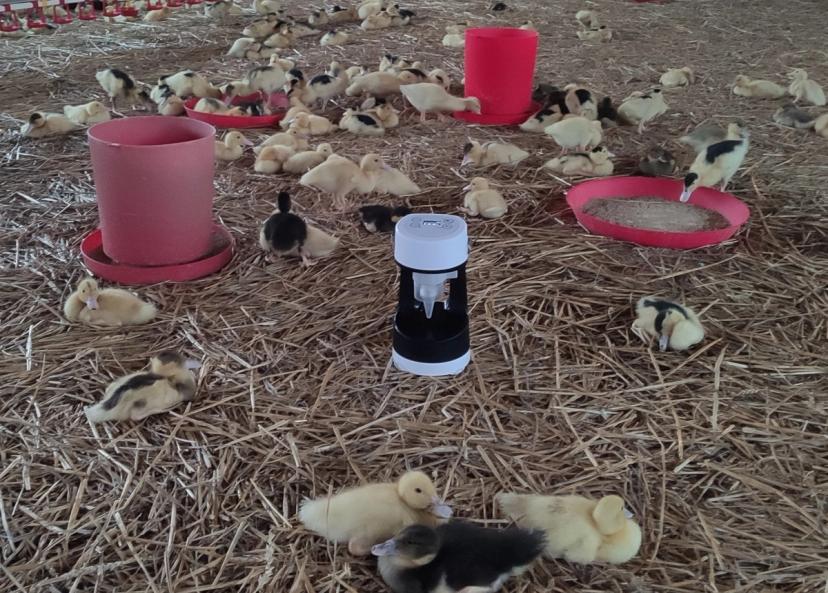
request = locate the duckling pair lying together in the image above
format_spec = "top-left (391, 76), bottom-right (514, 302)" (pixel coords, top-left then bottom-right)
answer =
top-left (300, 472), bottom-right (641, 593)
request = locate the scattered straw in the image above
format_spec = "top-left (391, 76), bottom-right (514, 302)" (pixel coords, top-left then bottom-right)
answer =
top-left (1, 1), bottom-right (827, 592)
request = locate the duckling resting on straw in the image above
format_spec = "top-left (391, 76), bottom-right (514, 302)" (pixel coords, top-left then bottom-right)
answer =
top-left (299, 470), bottom-right (452, 555)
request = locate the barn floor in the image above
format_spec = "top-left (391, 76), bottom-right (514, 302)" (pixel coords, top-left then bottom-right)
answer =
top-left (1, 0), bottom-right (827, 592)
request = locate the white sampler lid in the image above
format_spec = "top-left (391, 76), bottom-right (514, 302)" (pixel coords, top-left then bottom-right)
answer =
top-left (394, 214), bottom-right (468, 271)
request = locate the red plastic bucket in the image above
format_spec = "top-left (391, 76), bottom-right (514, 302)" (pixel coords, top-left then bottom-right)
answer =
top-left (88, 116), bottom-right (216, 267)
top-left (457, 27), bottom-right (539, 126)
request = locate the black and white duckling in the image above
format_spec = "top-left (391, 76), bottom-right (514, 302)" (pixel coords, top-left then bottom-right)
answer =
top-left (638, 146), bottom-right (676, 177)
top-left (95, 67), bottom-right (150, 112)
top-left (678, 122), bottom-right (732, 153)
top-left (20, 112), bottom-right (79, 138)
top-left (565, 86), bottom-right (598, 120)
top-left (597, 96), bottom-right (619, 127)
top-left (359, 205), bottom-right (412, 232)
top-left (340, 109), bottom-right (386, 136)
top-left (372, 522), bottom-right (546, 593)
top-left (259, 191), bottom-right (337, 264)
top-left (618, 88), bottom-right (668, 133)
top-left (773, 104), bottom-right (816, 129)
top-left (681, 124), bottom-right (749, 201)
top-left (519, 103), bottom-right (565, 132)
top-left (305, 62), bottom-right (348, 109)
top-left (85, 352), bottom-right (199, 423)
top-left (259, 192), bottom-right (307, 263)
top-left (633, 297), bottom-right (705, 352)
top-left (531, 83), bottom-right (563, 105)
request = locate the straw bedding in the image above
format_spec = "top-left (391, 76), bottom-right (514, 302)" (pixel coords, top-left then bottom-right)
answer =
top-left (1, 0), bottom-right (827, 592)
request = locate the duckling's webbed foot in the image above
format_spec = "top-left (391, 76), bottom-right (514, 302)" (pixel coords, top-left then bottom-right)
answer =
top-left (347, 537), bottom-right (373, 556)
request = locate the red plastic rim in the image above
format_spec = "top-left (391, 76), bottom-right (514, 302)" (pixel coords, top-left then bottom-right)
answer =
top-left (184, 93), bottom-right (288, 129)
top-left (454, 101), bottom-right (542, 126)
top-left (565, 176), bottom-right (750, 249)
top-left (81, 224), bottom-right (234, 285)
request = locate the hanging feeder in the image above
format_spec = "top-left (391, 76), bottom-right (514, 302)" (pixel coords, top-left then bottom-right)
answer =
top-left (1, 8), bottom-right (22, 32)
top-left (77, 1), bottom-right (97, 20)
top-left (146, 0), bottom-right (163, 9)
top-left (121, 0), bottom-right (139, 17)
top-left (187, 0), bottom-right (204, 6)
top-left (167, 0), bottom-right (185, 8)
top-left (102, 0), bottom-right (122, 17)
top-left (52, 1), bottom-right (73, 24)
top-left (26, 4), bottom-right (48, 29)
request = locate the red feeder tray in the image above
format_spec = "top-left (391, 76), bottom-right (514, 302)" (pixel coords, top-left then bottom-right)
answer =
top-left (1, 12), bottom-right (21, 32)
top-left (167, 0), bottom-right (184, 7)
top-left (184, 92), bottom-right (288, 129)
top-left (187, 0), bottom-right (203, 5)
top-left (52, 3), bottom-right (73, 24)
top-left (566, 176), bottom-right (750, 250)
top-left (121, 6), bottom-right (139, 16)
top-left (27, 10), bottom-right (48, 28)
top-left (77, 2), bottom-right (97, 19)
top-left (81, 225), bottom-right (234, 285)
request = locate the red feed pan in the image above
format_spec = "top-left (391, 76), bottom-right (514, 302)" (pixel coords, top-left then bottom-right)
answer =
top-left (566, 176), bottom-right (750, 249)
top-left (185, 93), bottom-right (288, 129)
top-left (81, 225), bottom-right (234, 285)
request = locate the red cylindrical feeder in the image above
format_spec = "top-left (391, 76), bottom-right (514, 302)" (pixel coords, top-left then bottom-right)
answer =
top-left (455, 27), bottom-right (539, 126)
top-left (87, 116), bottom-right (216, 267)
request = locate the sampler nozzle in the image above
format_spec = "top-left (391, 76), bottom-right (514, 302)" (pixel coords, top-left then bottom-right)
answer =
top-left (413, 271), bottom-right (457, 319)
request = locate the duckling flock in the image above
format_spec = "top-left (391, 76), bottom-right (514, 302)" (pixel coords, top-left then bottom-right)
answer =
top-left (9, 1), bottom-right (826, 588)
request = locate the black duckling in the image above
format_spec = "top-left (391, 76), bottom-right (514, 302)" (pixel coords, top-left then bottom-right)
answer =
top-left (773, 104), bottom-right (815, 129)
top-left (259, 191), bottom-right (309, 263)
top-left (372, 522), bottom-right (546, 593)
top-left (638, 147), bottom-right (676, 177)
top-left (359, 205), bottom-right (412, 233)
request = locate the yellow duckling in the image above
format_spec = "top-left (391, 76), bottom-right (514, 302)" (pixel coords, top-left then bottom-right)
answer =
top-left (731, 75), bottom-right (786, 99)
top-left (256, 128), bottom-right (309, 153)
top-left (215, 130), bottom-right (253, 162)
top-left (787, 68), bottom-right (826, 106)
top-left (299, 471), bottom-right (452, 555)
top-left (461, 140), bottom-right (530, 167)
top-left (401, 83), bottom-right (481, 122)
top-left (63, 101), bottom-right (111, 125)
top-left (374, 166), bottom-right (421, 196)
top-left (497, 492), bottom-right (642, 565)
top-left (542, 146), bottom-right (614, 177)
top-left (289, 111), bottom-right (338, 135)
top-left (300, 153), bottom-right (387, 209)
top-left (282, 143), bottom-right (335, 175)
top-left (85, 352), bottom-right (199, 423)
top-left (63, 277), bottom-right (156, 327)
top-left (442, 24), bottom-right (465, 48)
top-left (21, 112), bottom-right (79, 138)
top-left (659, 67), bottom-right (694, 88)
top-left (254, 145), bottom-right (296, 174)
top-left (462, 178), bottom-right (508, 219)
top-left (544, 116), bottom-right (603, 152)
